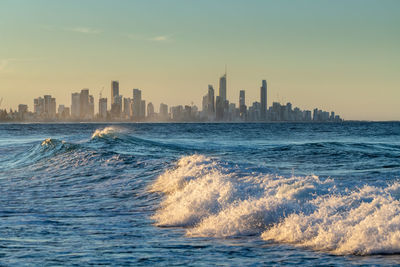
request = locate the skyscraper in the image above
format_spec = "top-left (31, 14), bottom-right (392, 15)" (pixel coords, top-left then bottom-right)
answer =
top-left (132, 88), bottom-right (142, 120)
top-left (207, 85), bottom-right (215, 116)
top-left (239, 90), bottom-right (246, 119)
top-left (260, 80), bottom-right (267, 120)
top-left (111, 95), bottom-right (122, 118)
top-left (71, 93), bottom-right (80, 118)
top-left (123, 97), bottom-right (132, 118)
top-left (140, 100), bottom-right (146, 118)
top-left (43, 95), bottom-right (56, 118)
top-left (111, 80), bottom-right (119, 105)
top-left (99, 98), bottom-right (107, 119)
top-left (147, 102), bottom-right (155, 118)
top-left (219, 73), bottom-right (227, 102)
top-left (215, 96), bottom-right (224, 120)
top-left (80, 89), bottom-right (89, 119)
top-left (159, 103), bottom-right (168, 120)
top-left (34, 97), bottom-right (44, 116)
top-left (88, 95), bottom-right (94, 119)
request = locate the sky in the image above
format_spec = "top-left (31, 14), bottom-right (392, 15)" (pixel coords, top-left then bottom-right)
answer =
top-left (0, 0), bottom-right (399, 120)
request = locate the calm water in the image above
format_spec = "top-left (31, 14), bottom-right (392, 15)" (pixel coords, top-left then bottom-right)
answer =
top-left (0, 122), bottom-right (400, 266)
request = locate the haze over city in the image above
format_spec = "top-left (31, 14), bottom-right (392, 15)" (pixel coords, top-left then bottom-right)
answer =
top-left (1, 0), bottom-right (399, 120)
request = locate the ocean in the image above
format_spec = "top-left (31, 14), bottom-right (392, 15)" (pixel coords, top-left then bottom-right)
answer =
top-left (0, 122), bottom-right (399, 266)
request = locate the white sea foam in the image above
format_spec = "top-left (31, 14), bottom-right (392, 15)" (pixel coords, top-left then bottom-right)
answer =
top-left (151, 154), bottom-right (400, 255)
top-left (91, 126), bottom-right (122, 139)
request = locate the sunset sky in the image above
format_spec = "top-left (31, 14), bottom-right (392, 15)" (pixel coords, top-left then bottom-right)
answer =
top-left (0, 0), bottom-right (399, 120)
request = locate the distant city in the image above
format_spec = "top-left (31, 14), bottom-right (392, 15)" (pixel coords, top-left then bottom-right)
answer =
top-left (0, 72), bottom-right (342, 123)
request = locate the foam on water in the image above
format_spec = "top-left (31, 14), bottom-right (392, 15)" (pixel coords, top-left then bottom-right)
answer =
top-left (91, 126), bottom-right (122, 139)
top-left (151, 154), bottom-right (400, 255)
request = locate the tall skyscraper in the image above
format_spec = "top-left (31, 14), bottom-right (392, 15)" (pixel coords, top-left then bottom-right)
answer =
top-left (219, 72), bottom-right (227, 102)
top-left (71, 93), bottom-right (80, 118)
top-left (207, 85), bottom-right (215, 116)
top-left (215, 96), bottom-right (224, 120)
top-left (111, 80), bottom-right (119, 105)
top-left (140, 100), bottom-right (146, 118)
top-left (80, 89), bottom-right (89, 119)
top-left (260, 80), bottom-right (267, 120)
top-left (239, 90), bottom-right (246, 119)
top-left (239, 90), bottom-right (245, 107)
top-left (111, 95), bottom-right (122, 118)
top-left (132, 88), bottom-right (142, 120)
top-left (34, 97), bottom-right (44, 115)
top-left (43, 95), bottom-right (56, 118)
top-left (159, 103), bottom-right (168, 120)
top-left (147, 102), bottom-right (155, 118)
top-left (88, 95), bottom-right (94, 119)
top-left (99, 98), bottom-right (107, 119)
top-left (123, 98), bottom-right (132, 118)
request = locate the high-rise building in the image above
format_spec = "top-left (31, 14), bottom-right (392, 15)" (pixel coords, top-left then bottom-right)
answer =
top-left (171, 105), bottom-right (183, 120)
top-left (111, 81), bottom-right (119, 105)
top-left (249, 101), bottom-right (261, 121)
top-left (239, 90), bottom-right (246, 119)
top-left (34, 97), bottom-right (44, 115)
top-left (99, 98), bottom-right (107, 119)
top-left (132, 88), bottom-right (142, 120)
top-left (159, 103), bottom-right (168, 120)
top-left (71, 93), bottom-right (80, 118)
top-left (140, 100), bottom-right (146, 118)
top-left (88, 95), bottom-right (94, 119)
top-left (215, 96), bottom-right (224, 121)
top-left (260, 80), bottom-right (267, 120)
top-left (34, 95), bottom-right (55, 119)
top-left (219, 73), bottom-right (227, 102)
top-left (18, 104), bottom-right (28, 120)
top-left (111, 95), bottom-right (122, 118)
top-left (147, 102), bottom-right (155, 118)
top-left (44, 95), bottom-right (56, 118)
top-left (58, 105), bottom-right (70, 119)
top-left (207, 85), bottom-right (215, 116)
top-left (123, 97), bottom-right (132, 118)
top-left (202, 95), bottom-right (208, 113)
top-left (80, 89), bottom-right (89, 119)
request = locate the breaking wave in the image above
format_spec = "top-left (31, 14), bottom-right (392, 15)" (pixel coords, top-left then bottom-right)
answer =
top-left (151, 154), bottom-right (400, 255)
top-left (91, 126), bottom-right (123, 139)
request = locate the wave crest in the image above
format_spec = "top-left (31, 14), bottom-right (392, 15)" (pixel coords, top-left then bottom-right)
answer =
top-left (91, 126), bottom-right (122, 139)
top-left (151, 154), bottom-right (400, 255)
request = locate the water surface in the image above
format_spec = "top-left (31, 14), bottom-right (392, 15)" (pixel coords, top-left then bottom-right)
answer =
top-left (0, 122), bottom-right (399, 265)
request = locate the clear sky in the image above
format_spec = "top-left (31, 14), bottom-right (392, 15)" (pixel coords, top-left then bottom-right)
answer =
top-left (0, 0), bottom-right (399, 120)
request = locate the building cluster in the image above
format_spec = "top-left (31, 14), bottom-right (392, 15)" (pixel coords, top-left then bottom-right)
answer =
top-left (0, 73), bottom-right (342, 122)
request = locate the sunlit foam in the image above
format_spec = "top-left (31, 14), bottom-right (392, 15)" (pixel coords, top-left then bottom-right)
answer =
top-left (91, 126), bottom-right (122, 139)
top-left (151, 154), bottom-right (400, 255)
top-left (41, 138), bottom-right (65, 147)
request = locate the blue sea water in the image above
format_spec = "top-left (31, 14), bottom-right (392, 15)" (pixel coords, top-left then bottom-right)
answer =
top-left (0, 122), bottom-right (400, 266)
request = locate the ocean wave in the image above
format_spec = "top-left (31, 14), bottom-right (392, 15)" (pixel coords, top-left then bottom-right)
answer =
top-left (91, 126), bottom-right (123, 139)
top-left (151, 154), bottom-right (400, 255)
top-left (90, 126), bottom-right (189, 152)
top-left (0, 138), bottom-right (81, 169)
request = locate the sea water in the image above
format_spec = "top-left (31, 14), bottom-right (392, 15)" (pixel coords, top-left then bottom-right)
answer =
top-left (0, 122), bottom-right (399, 265)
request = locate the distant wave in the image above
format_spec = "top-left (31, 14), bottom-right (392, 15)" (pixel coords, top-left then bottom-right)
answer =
top-left (91, 126), bottom-right (123, 139)
top-left (30, 138), bottom-right (79, 161)
top-left (0, 138), bottom-right (81, 170)
top-left (90, 126), bottom-right (190, 152)
top-left (150, 154), bottom-right (400, 255)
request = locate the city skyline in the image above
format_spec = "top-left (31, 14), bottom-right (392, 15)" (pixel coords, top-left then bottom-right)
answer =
top-left (1, 0), bottom-right (399, 120)
top-left (0, 74), bottom-right (343, 123)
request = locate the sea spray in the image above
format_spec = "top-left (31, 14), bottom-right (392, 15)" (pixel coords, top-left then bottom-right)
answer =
top-left (91, 126), bottom-right (124, 139)
top-left (151, 154), bottom-right (400, 255)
